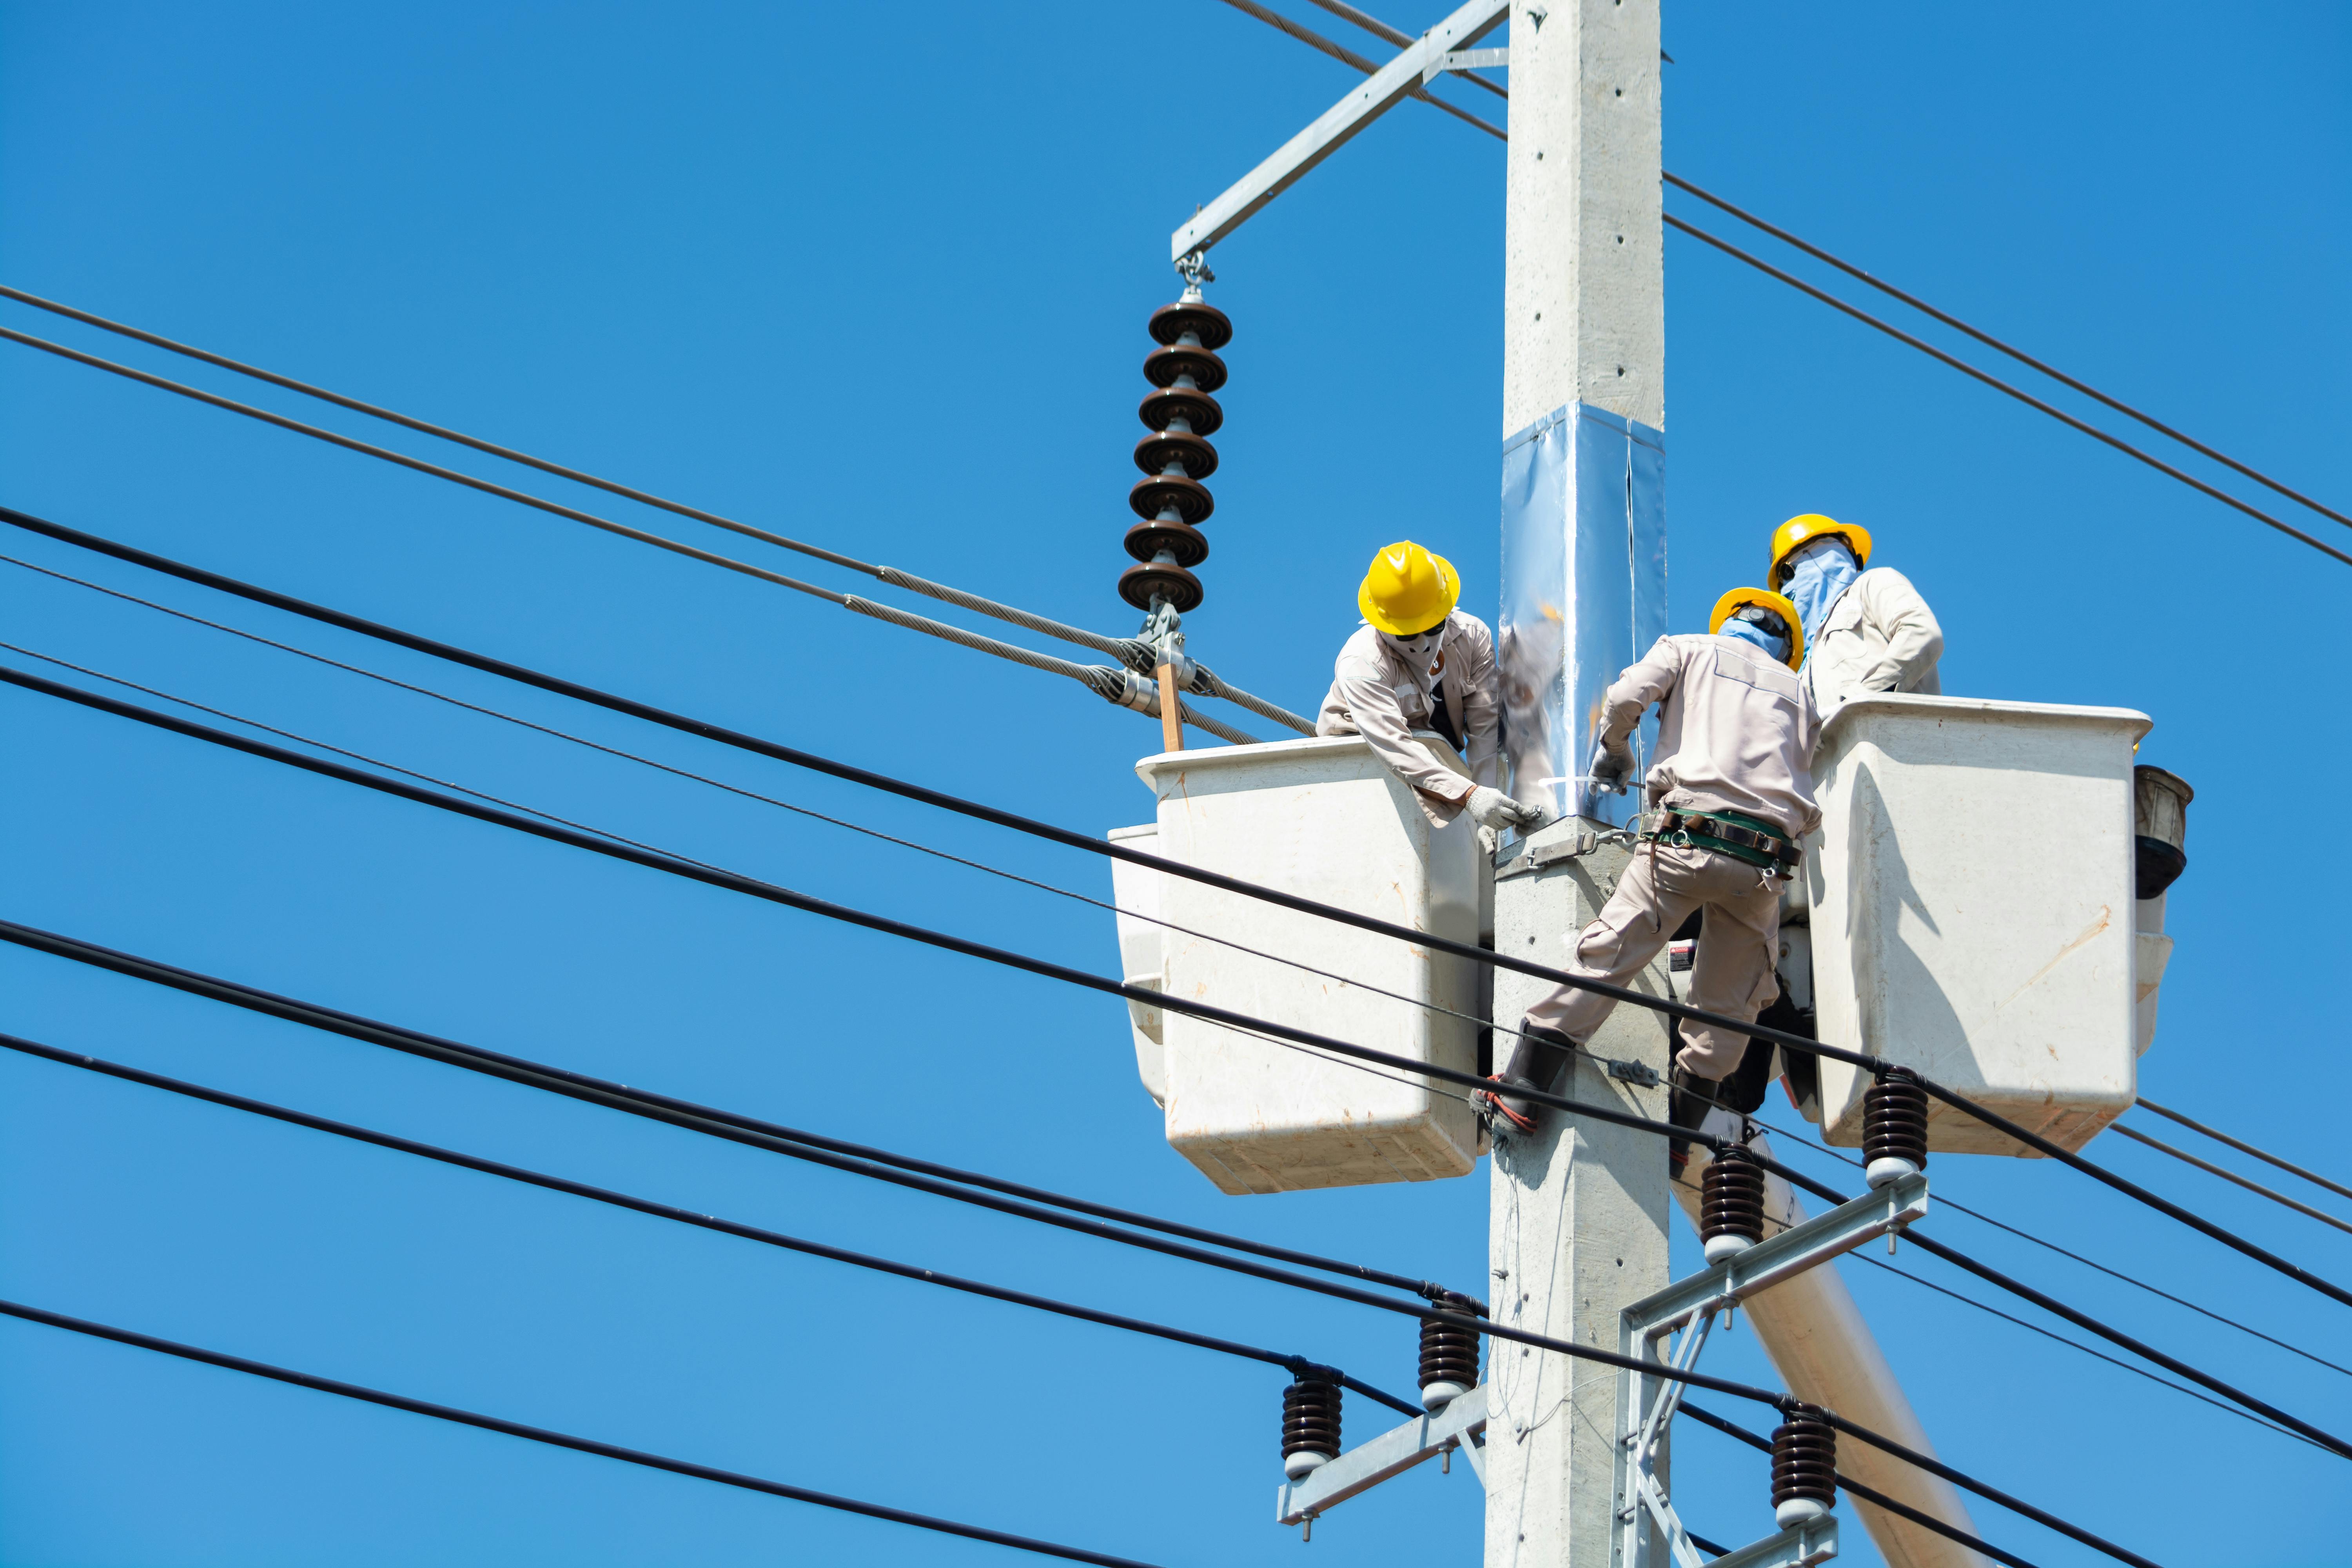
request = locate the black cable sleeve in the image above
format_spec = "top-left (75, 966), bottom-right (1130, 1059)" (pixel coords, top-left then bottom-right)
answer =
top-left (9, 506), bottom-right (2346, 1319)
top-left (1676, 1402), bottom-right (2057, 1568)
top-left (0, 1296), bottom-right (1166, 1568)
top-left (0, 1028), bottom-right (1424, 1416)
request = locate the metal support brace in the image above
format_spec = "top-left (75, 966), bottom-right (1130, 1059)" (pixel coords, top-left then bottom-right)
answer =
top-left (1275, 1385), bottom-right (1489, 1526)
top-left (1610, 1174), bottom-right (1929, 1568)
top-left (1423, 45), bottom-right (1508, 80)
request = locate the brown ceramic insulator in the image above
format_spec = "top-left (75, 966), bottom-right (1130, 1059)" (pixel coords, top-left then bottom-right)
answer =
top-left (1138, 385), bottom-right (1224, 437)
top-left (1129, 472), bottom-right (1214, 525)
top-left (1281, 1378), bottom-right (1342, 1464)
top-left (1863, 1074), bottom-right (1931, 1172)
top-left (1119, 559), bottom-right (1204, 613)
top-left (1124, 519), bottom-right (1209, 568)
top-left (1769, 1407), bottom-right (1838, 1509)
top-left (1416, 1296), bottom-right (1483, 1394)
top-left (1133, 429), bottom-right (1218, 481)
top-left (1700, 1149), bottom-right (1767, 1247)
top-left (1149, 299), bottom-right (1234, 351)
top-left (1143, 343), bottom-right (1228, 394)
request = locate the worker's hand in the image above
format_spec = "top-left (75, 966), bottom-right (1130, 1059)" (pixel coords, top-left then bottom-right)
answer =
top-left (1589, 740), bottom-right (1635, 793)
top-left (1465, 786), bottom-right (1538, 834)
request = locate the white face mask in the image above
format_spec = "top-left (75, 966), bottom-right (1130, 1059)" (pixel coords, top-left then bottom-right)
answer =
top-left (1379, 623), bottom-right (1447, 664)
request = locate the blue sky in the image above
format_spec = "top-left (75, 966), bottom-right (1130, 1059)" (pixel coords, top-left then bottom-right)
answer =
top-left (0, 2), bottom-right (2347, 1564)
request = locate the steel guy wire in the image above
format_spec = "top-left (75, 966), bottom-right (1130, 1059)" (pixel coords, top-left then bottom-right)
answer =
top-left (0, 918), bottom-right (1479, 1308)
top-left (2108, 1122), bottom-right (2352, 1240)
top-left (1215, 1), bottom-right (2352, 563)
top-left (1743, 1110), bottom-right (2352, 1381)
top-left (13, 666), bottom-right (2348, 1472)
top-left (1676, 1402), bottom-right (2048, 1568)
top-left (0, 1296), bottom-right (1168, 1568)
top-left (9, 504), bottom-right (2348, 1323)
top-left (0, 1027), bottom-right (1423, 1416)
top-left (0, 325), bottom-right (1261, 746)
top-left (1657, 173), bottom-right (2352, 537)
top-left (2138, 1094), bottom-right (2352, 1204)
top-left (0, 281), bottom-right (1310, 733)
top-left (0, 548), bottom-right (1548, 1073)
top-left (1670, 1169), bottom-right (2319, 1452)
top-left (1659, 215), bottom-right (2352, 569)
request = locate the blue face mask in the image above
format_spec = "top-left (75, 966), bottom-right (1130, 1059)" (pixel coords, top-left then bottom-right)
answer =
top-left (1717, 613), bottom-right (1788, 664)
top-left (1781, 536), bottom-right (1861, 653)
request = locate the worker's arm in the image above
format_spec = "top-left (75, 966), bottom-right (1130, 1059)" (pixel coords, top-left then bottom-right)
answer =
top-left (1456, 619), bottom-right (1503, 789)
top-left (1328, 660), bottom-right (1476, 806)
top-left (1855, 568), bottom-right (1943, 693)
top-left (1597, 637), bottom-right (1686, 751)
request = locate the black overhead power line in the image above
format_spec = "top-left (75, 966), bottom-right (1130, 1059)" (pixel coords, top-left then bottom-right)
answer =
top-left (2138, 1094), bottom-right (2352, 1205)
top-left (8, 506), bottom-right (2349, 1324)
top-left (0, 916), bottom-right (1467, 1308)
top-left (0, 1027), bottom-right (1421, 1416)
top-left (1745, 1113), bottom-right (2352, 1382)
top-left (1209, 0), bottom-right (2352, 567)
top-left (0, 287), bottom-right (1311, 736)
top-left (2110, 1122), bottom-right (2352, 1239)
top-left (1658, 173), bottom-right (2352, 538)
top-left (1676, 1402), bottom-right (2048, 1568)
top-left (0, 1295), bottom-right (1165, 1568)
top-left (0, 327), bottom-right (1264, 746)
top-left (1658, 216), bottom-right (2352, 569)
top-left (9, 664), bottom-right (2347, 1475)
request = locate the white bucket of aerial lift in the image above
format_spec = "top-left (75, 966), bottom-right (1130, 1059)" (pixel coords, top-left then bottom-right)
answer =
top-left (1806, 693), bottom-right (2152, 1157)
top-left (1117, 735), bottom-right (1483, 1194)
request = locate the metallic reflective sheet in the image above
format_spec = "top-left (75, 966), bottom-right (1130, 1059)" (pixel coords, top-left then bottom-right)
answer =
top-left (1497, 404), bottom-right (1667, 828)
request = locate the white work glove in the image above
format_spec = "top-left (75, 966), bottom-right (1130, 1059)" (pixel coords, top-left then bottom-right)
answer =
top-left (1588, 739), bottom-right (1635, 793)
top-left (1465, 786), bottom-right (1541, 834)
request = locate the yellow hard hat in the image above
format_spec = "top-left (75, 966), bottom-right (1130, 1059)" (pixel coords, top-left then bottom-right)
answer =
top-left (1358, 541), bottom-right (1461, 635)
top-left (1768, 514), bottom-right (1873, 589)
top-left (1710, 586), bottom-right (1805, 670)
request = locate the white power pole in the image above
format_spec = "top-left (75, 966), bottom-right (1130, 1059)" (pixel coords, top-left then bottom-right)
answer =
top-left (1488, 6), bottom-right (1668, 1568)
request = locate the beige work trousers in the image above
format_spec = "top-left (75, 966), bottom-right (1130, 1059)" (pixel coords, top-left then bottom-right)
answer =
top-left (1520, 841), bottom-right (1784, 1080)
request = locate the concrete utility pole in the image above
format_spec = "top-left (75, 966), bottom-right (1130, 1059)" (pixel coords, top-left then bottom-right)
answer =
top-left (1487, 5), bottom-right (1668, 1568)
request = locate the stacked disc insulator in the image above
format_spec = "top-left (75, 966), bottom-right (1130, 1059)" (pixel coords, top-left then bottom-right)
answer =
top-left (1417, 1294), bottom-right (1484, 1412)
top-left (1120, 296), bottom-right (1231, 614)
top-left (1862, 1073), bottom-right (1930, 1188)
top-left (1700, 1148), bottom-right (1767, 1265)
top-left (1281, 1374), bottom-right (1342, 1481)
top-left (1769, 1405), bottom-right (1838, 1528)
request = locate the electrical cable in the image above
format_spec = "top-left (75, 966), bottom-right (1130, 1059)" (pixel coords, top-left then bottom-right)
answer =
top-left (2108, 1122), bottom-right (2352, 1239)
top-left (0, 328), bottom-right (1260, 744)
top-left (0, 544), bottom-right (1559, 1073)
top-left (1745, 1112), bottom-right (2352, 1381)
top-left (1676, 1402), bottom-right (2048, 1568)
top-left (2138, 1094), bottom-right (2352, 1204)
top-left (0, 918), bottom-right (1475, 1308)
top-left (1657, 174), bottom-right (2352, 537)
top-left (0, 1027), bottom-right (1421, 1416)
top-left (1203, 0), bottom-right (1504, 138)
top-left (0, 1295), bottom-right (1167, 1568)
top-left (1209, 4), bottom-right (2350, 560)
top-left (13, 662), bottom-right (2343, 1474)
top-left (0, 281), bottom-right (1310, 733)
top-left (11, 513), bottom-right (2348, 1332)
top-left (1658, 216), bottom-right (2352, 569)
top-left (5, 516), bottom-right (2346, 1317)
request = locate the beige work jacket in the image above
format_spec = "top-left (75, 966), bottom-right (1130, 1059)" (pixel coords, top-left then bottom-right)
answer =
top-left (1600, 632), bottom-right (1822, 840)
top-left (1315, 610), bottom-right (1500, 825)
top-left (1803, 566), bottom-right (1942, 710)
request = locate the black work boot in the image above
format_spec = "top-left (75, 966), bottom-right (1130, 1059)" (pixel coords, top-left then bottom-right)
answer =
top-left (1667, 1061), bottom-right (1722, 1180)
top-left (1480, 1025), bottom-right (1575, 1136)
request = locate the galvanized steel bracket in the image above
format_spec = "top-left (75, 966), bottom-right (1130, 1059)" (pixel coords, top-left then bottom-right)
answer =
top-left (1275, 1383), bottom-right (1489, 1527)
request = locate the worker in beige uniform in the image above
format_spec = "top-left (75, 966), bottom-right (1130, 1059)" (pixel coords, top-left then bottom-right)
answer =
top-left (1482, 587), bottom-right (1819, 1136)
top-left (1768, 514), bottom-right (1943, 709)
top-left (1316, 541), bottom-right (1545, 838)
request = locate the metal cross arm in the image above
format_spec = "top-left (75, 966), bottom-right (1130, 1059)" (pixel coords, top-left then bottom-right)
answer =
top-left (1625, 1172), bottom-right (1931, 1343)
top-left (1275, 1384), bottom-right (1489, 1526)
top-left (1171, 0), bottom-right (1509, 263)
top-left (1706, 1517), bottom-right (1840, 1568)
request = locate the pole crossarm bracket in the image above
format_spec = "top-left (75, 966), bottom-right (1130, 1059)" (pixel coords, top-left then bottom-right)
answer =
top-left (1171, 0), bottom-right (1509, 263)
top-left (1424, 46), bottom-right (1508, 81)
top-left (1706, 1517), bottom-right (1840, 1568)
top-left (1275, 1384), bottom-right (1488, 1525)
top-left (1624, 1171), bottom-right (1930, 1342)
